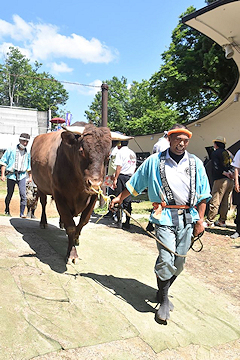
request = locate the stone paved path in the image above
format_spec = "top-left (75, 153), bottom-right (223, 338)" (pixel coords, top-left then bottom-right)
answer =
top-left (0, 215), bottom-right (239, 360)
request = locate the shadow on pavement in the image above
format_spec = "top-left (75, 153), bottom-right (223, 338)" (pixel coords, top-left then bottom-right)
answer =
top-left (10, 217), bottom-right (68, 273)
top-left (90, 212), bottom-right (149, 236)
top-left (204, 225), bottom-right (235, 237)
top-left (80, 272), bottom-right (157, 314)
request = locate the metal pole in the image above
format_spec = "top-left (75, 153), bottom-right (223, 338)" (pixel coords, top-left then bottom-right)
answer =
top-left (101, 83), bottom-right (108, 127)
top-left (100, 83), bottom-right (109, 207)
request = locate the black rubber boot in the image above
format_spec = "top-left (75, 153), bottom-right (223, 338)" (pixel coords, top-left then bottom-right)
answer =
top-left (156, 278), bottom-right (171, 321)
top-left (156, 275), bottom-right (176, 311)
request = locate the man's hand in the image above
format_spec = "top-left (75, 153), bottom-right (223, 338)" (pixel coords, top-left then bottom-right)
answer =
top-left (194, 219), bottom-right (205, 237)
top-left (1, 166), bottom-right (6, 181)
top-left (109, 195), bottom-right (122, 211)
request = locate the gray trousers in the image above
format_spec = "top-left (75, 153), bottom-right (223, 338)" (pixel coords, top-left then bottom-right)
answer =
top-left (5, 177), bottom-right (27, 216)
top-left (154, 214), bottom-right (194, 281)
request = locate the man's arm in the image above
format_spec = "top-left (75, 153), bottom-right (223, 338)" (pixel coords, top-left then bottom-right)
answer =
top-left (1, 165), bottom-right (6, 182)
top-left (113, 165), bottom-right (122, 189)
top-left (234, 167), bottom-right (240, 192)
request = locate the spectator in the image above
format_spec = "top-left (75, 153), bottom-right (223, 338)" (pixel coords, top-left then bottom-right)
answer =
top-left (204, 136), bottom-right (234, 228)
top-left (152, 131), bottom-right (170, 154)
top-left (110, 124), bottom-right (211, 322)
top-left (0, 133), bottom-right (32, 218)
top-left (104, 140), bottom-right (121, 218)
top-left (112, 141), bottom-right (136, 229)
top-left (147, 130), bottom-right (170, 232)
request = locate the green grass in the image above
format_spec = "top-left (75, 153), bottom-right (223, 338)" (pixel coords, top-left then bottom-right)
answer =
top-left (0, 180), bottom-right (7, 195)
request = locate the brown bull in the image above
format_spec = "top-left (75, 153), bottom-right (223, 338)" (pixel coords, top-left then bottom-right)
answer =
top-left (31, 123), bottom-right (113, 263)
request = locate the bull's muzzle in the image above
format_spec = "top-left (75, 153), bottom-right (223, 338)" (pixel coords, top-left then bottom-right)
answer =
top-left (87, 179), bottom-right (103, 193)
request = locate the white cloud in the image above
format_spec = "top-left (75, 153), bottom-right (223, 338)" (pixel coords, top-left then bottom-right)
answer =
top-left (0, 15), bottom-right (118, 65)
top-left (0, 15), bottom-right (33, 41)
top-left (50, 62), bottom-right (73, 74)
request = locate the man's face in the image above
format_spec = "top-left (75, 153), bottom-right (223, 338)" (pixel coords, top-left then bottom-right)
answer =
top-left (19, 139), bottom-right (29, 147)
top-left (169, 133), bottom-right (190, 155)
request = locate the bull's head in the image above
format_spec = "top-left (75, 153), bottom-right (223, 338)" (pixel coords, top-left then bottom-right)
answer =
top-left (61, 124), bottom-right (133, 194)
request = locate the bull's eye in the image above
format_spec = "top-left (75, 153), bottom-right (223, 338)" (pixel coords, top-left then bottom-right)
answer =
top-left (79, 147), bottom-right (84, 156)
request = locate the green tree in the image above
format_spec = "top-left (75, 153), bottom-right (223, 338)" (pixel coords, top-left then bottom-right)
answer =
top-left (0, 47), bottom-right (69, 116)
top-left (85, 76), bottom-right (179, 135)
top-left (150, 6), bottom-right (238, 121)
top-left (127, 80), bottom-right (179, 135)
top-left (85, 76), bottom-right (130, 132)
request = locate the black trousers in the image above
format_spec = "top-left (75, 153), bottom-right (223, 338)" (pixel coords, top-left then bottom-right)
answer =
top-left (232, 190), bottom-right (240, 230)
top-left (115, 174), bottom-right (132, 221)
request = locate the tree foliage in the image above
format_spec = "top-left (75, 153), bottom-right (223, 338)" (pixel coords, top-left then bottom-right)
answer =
top-left (150, 6), bottom-right (238, 121)
top-left (0, 47), bottom-right (69, 116)
top-left (85, 76), bottom-right (179, 135)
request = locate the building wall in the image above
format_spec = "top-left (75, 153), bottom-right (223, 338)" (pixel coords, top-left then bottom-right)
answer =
top-left (0, 106), bottom-right (48, 151)
top-left (0, 106), bottom-right (48, 136)
top-left (129, 103), bottom-right (240, 162)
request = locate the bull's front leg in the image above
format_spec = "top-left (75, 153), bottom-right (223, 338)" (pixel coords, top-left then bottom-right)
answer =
top-left (75, 195), bottom-right (98, 245)
top-left (54, 193), bottom-right (78, 264)
top-left (66, 226), bottom-right (78, 264)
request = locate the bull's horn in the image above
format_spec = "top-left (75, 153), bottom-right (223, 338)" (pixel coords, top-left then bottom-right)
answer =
top-left (62, 125), bottom-right (85, 134)
top-left (62, 125), bottom-right (133, 140)
top-left (110, 131), bottom-right (134, 140)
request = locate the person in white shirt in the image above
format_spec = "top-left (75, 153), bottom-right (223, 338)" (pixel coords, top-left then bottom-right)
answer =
top-left (147, 131), bottom-right (170, 232)
top-left (112, 141), bottom-right (136, 229)
top-left (152, 131), bottom-right (170, 154)
top-left (104, 141), bottom-right (121, 218)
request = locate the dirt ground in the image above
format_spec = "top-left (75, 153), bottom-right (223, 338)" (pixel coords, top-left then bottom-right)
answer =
top-left (1, 191), bottom-right (239, 307)
top-left (0, 191), bottom-right (240, 359)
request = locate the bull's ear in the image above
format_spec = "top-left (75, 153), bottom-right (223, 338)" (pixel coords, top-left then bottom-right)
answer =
top-left (61, 131), bottom-right (78, 146)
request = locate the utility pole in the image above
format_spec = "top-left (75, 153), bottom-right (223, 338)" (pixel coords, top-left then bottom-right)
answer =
top-left (101, 83), bottom-right (108, 127)
top-left (100, 83), bottom-right (109, 207)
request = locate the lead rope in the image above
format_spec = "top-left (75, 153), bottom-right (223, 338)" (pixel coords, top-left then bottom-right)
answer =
top-left (90, 186), bottom-right (187, 258)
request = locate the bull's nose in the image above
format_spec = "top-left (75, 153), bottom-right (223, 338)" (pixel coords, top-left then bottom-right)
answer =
top-left (87, 179), bottom-right (102, 189)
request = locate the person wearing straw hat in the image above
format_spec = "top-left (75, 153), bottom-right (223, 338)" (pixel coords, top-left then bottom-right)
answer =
top-left (110, 123), bottom-right (211, 323)
top-left (0, 133), bottom-right (32, 218)
top-left (204, 136), bottom-right (234, 228)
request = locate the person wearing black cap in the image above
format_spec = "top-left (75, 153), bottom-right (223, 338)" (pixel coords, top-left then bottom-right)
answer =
top-left (0, 133), bottom-right (32, 218)
top-left (204, 136), bottom-right (234, 228)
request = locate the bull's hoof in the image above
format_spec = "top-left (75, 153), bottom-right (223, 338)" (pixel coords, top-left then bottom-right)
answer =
top-left (66, 247), bottom-right (78, 264)
top-left (40, 223), bottom-right (48, 229)
top-left (66, 256), bottom-right (78, 265)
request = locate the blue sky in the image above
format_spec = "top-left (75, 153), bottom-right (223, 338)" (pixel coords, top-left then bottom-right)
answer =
top-left (0, 0), bottom-right (206, 124)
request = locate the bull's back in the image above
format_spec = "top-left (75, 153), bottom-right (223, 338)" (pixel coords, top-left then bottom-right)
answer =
top-left (31, 131), bottom-right (62, 195)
